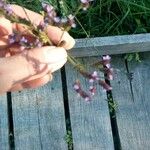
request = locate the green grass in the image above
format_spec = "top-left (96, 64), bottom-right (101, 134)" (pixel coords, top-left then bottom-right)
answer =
top-left (8, 0), bottom-right (150, 38)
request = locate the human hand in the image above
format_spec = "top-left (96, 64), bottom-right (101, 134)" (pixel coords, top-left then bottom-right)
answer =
top-left (0, 5), bottom-right (75, 94)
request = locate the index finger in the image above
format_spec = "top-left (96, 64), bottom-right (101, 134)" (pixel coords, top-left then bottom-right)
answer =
top-left (11, 5), bottom-right (75, 50)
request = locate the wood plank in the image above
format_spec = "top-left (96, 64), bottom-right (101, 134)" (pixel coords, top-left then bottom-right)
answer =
top-left (0, 94), bottom-right (9, 150)
top-left (111, 53), bottom-right (150, 150)
top-left (65, 57), bottom-right (114, 150)
top-left (11, 71), bottom-right (67, 150)
top-left (71, 33), bottom-right (150, 57)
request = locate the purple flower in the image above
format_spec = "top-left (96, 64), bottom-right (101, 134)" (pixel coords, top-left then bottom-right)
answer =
top-left (4, 4), bottom-right (13, 15)
top-left (102, 55), bottom-right (111, 66)
top-left (0, 1), bottom-right (4, 8)
top-left (42, 3), bottom-right (57, 25)
top-left (103, 55), bottom-right (111, 60)
top-left (89, 85), bottom-right (96, 96)
top-left (99, 80), bottom-right (112, 91)
top-left (73, 81), bottom-right (91, 102)
top-left (34, 39), bottom-right (43, 48)
top-left (42, 3), bottom-right (54, 13)
top-left (80, 0), bottom-right (94, 10)
top-left (67, 14), bottom-right (76, 28)
top-left (89, 71), bottom-right (100, 83)
top-left (8, 33), bottom-right (17, 44)
top-left (105, 68), bottom-right (114, 80)
top-left (61, 17), bottom-right (68, 24)
top-left (38, 21), bottom-right (48, 31)
top-left (53, 17), bottom-right (61, 23)
top-left (81, 0), bottom-right (94, 3)
top-left (20, 36), bottom-right (28, 44)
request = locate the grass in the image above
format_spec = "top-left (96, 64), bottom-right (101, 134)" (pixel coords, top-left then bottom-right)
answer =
top-left (8, 0), bottom-right (150, 38)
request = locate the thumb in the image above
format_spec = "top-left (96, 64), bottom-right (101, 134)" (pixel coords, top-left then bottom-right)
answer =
top-left (0, 46), bottom-right (67, 93)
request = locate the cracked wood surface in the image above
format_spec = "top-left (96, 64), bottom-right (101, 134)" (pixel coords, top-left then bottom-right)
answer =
top-left (0, 51), bottom-right (149, 150)
top-left (111, 52), bottom-right (150, 150)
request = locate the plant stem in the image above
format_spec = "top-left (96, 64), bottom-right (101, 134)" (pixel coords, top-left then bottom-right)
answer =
top-left (67, 55), bottom-right (85, 71)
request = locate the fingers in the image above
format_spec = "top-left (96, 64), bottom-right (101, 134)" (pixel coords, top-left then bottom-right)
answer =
top-left (0, 5), bottom-right (75, 50)
top-left (0, 17), bottom-right (12, 36)
top-left (46, 26), bottom-right (75, 50)
top-left (0, 17), bottom-right (12, 49)
top-left (11, 5), bottom-right (75, 50)
top-left (10, 73), bottom-right (53, 92)
top-left (11, 4), bottom-right (43, 25)
top-left (23, 57), bottom-right (67, 82)
top-left (0, 46), bottom-right (67, 93)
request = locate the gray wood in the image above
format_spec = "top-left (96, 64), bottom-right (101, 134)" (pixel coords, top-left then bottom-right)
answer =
top-left (11, 71), bottom-right (67, 150)
top-left (71, 33), bottom-right (150, 57)
top-left (111, 53), bottom-right (150, 150)
top-left (65, 57), bottom-right (114, 150)
top-left (0, 94), bottom-right (9, 150)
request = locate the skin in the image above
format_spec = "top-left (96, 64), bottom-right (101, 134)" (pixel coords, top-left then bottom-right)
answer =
top-left (0, 5), bottom-right (75, 94)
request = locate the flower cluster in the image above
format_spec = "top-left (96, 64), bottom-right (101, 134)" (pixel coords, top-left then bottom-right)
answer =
top-left (73, 60), bottom-right (113, 101)
top-left (80, 0), bottom-right (94, 10)
top-left (102, 55), bottom-right (114, 80)
top-left (40, 3), bottom-right (76, 30)
top-left (0, 0), bottom-right (13, 15)
top-left (73, 80), bottom-right (91, 102)
top-left (8, 32), bottom-right (43, 51)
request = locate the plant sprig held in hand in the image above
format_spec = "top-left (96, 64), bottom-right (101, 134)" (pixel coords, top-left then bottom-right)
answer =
top-left (0, 0), bottom-right (114, 102)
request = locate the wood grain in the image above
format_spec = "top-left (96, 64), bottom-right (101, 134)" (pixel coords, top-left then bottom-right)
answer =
top-left (65, 57), bottom-right (114, 150)
top-left (111, 53), bottom-right (150, 150)
top-left (71, 33), bottom-right (150, 57)
top-left (0, 94), bottom-right (9, 150)
top-left (11, 71), bottom-right (67, 150)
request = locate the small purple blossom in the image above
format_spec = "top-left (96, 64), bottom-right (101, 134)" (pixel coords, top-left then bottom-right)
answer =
top-left (89, 71), bottom-right (100, 83)
top-left (4, 4), bottom-right (13, 15)
top-left (105, 68), bottom-right (114, 80)
top-left (67, 14), bottom-right (76, 28)
top-left (19, 36), bottom-right (30, 50)
top-left (20, 36), bottom-right (28, 43)
top-left (102, 55), bottom-right (111, 66)
top-left (99, 80), bottom-right (112, 91)
top-left (34, 39), bottom-right (43, 48)
top-left (89, 85), bottom-right (96, 96)
top-left (42, 3), bottom-right (54, 13)
top-left (42, 3), bottom-right (58, 25)
top-left (103, 55), bottom-right (111, 61)
top-left (53, 17), bottom-right (61, 23)
top-left (80, 0), bottom-right (94, 10)
top-left (61, 17), bottom-right (68, 24)
top-left (38, 21), bottom-right (48, 31)
top-left (73, 81), bottom-right (91, 102)
top-left (0, 0), bottom-right (13, 15)
top-left (0, 1), bottom-right (4, 8)
top-left (8, 33), bottom-right (17, 44)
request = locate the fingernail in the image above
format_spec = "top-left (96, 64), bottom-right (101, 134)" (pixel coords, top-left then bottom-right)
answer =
top-left (58, 40), bottom-right (66, 47)
top-left (44, 47), bottom-right (67, 63)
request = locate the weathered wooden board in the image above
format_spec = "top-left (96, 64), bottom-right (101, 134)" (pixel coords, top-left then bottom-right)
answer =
top-left (71, 33), bottom-right (150, 57)
top-left (11, 71), bottom-right (67, 150)
top-left (0, 94), bottom-right (9, 150)
top-left (65, 57), bottom-right (114, 150)
top-left (111, 53), bottom-right (150, 150)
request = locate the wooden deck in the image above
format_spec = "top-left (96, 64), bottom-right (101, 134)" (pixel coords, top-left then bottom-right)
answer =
top-left (0, 34), bottom-right (150, 149)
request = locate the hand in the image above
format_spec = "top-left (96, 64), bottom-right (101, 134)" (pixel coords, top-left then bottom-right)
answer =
top-left (0, 5), bottom-right (75, 94)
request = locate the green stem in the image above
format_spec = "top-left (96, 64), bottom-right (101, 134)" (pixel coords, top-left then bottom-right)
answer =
top-left (67, 55), bottom-right (85, 72)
